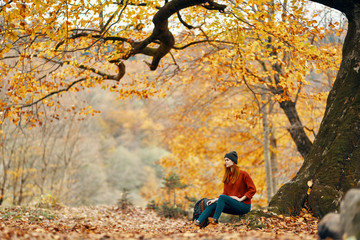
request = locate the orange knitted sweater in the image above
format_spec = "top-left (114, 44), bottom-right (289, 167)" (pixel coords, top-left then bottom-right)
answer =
top-left (222, 170), bottom-right (256, 205)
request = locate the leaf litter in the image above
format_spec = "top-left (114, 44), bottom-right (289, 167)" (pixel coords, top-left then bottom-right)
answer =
top-left (0, 206), bottom-right (318, 239)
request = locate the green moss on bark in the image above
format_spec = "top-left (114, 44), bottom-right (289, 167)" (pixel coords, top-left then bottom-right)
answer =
top-left (269, 180), bottom-right (308, 216)
top-left (308, 185), bottom-right (342, 218)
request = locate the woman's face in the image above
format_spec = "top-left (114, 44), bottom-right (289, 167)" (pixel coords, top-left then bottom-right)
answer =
top-left (224, 157), bottom-right (234, 168)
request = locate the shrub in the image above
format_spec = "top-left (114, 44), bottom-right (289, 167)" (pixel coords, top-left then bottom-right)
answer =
top-left (156, 203), bottom-right (187, 219)
top-left (117, 188), bottom-right (133, 210)
top-left (146, 200), bottom-right (159, 211)
top-left (35, 194), bottom-right (62, 210)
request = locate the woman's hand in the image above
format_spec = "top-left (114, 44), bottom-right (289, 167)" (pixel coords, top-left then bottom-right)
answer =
top-left (207, 198), bottom-right (218, 206)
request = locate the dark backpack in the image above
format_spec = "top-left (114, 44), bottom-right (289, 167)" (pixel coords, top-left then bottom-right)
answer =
top-left (192, 198), bottom-right (214, 228)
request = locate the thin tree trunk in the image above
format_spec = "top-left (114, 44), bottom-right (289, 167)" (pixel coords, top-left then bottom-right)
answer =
top-left (261, 94), bottom-right (274, 201)
top-left (279, 100), bottom-right (313, 159)
top-left (168, 188), bottom-right (171, 204)
top-left (270, 127), bottom-right (278, 193)
top-left (173, 190), bottom-right (176, 207)
top-left (0, 134), bottom-right (7, 205)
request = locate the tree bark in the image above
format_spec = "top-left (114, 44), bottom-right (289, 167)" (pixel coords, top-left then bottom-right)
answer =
top-left (269, 1), bottom-right (360, 217)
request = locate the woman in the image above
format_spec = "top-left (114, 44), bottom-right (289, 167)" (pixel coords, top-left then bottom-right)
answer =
top-left (195, 150), bottom-right (256, 227)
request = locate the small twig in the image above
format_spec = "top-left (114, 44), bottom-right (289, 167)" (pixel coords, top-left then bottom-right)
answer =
top-left (173, 40), bottom-right (234, 50)
top-left (19, 78), bottom-right (87, 109)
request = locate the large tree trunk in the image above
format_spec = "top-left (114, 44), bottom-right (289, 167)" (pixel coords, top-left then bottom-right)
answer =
top-left (269, 1), bottom-right (360, 218)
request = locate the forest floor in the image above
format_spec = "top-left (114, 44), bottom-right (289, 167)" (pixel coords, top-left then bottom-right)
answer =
top-left (0, 205), bottom-right (319, 239)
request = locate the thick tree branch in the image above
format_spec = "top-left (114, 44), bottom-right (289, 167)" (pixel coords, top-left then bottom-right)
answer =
top-left (126, 0), bottom-right (226, 70)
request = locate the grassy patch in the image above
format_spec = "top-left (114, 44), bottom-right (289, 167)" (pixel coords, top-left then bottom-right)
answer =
top-left (0, 206), bottom-right (56, 222)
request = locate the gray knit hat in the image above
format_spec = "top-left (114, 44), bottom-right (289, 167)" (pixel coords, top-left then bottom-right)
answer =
top-left (224, 151), bottom-right (238, 164)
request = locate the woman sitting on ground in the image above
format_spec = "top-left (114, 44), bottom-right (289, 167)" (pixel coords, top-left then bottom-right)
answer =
top-left (195, 150), bottom-right (256, 227)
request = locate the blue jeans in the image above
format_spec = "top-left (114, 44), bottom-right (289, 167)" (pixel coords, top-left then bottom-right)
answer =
top-left (197, 195), bottom-right (251, 224)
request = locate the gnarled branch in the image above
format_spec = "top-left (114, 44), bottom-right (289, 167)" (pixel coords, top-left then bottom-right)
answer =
top-left (126, 0), bottom-right (226, 70)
